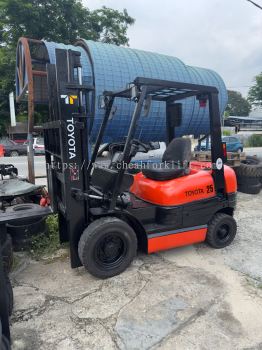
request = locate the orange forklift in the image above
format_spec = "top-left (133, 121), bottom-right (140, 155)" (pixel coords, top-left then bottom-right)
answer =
top-left (44, 49), bottom-right (237, 278)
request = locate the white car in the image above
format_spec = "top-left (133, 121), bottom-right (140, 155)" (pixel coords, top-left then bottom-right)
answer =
top-left (131, 142), bottom-right (166, 162)
top-left (33, 137), bottom-right (45, 155)
top-left (99, 142), bottom-right (166, 161)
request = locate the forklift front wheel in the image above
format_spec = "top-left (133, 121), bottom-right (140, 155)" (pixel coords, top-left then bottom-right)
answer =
top-left (206, 213), bottom-right (237, 249)
top-left (78, 217), bottom-right (137, 279)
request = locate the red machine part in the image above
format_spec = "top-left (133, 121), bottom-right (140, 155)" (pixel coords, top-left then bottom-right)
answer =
top-left (130, 162), bottom-right (237, 207)
top-left (148, 227), bottom-right (207, 253)
top-left (40, 188), bottom-right (50, 207)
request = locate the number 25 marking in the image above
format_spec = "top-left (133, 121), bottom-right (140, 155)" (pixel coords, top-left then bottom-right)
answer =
top-left (207, 185), bottom-right (214, 193)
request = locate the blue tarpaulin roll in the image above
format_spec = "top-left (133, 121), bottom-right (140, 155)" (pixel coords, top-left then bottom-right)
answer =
top-left (44, 40), bottom-right (227, 142)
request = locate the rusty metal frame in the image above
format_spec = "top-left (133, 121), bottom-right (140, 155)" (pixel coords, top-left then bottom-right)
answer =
top-left (16, 37), bottom-right (48, 183)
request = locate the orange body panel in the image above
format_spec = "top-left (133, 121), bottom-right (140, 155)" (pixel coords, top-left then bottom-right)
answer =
top-left (148, 228), bottom-right (207, 253)
top-left (130, 162), bottom-right (237, 206)
top-left (0, 145), bottom-right (4, 157)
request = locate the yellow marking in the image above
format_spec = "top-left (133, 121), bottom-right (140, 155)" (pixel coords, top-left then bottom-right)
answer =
top-left (69, 95), bottom-right (78, 104)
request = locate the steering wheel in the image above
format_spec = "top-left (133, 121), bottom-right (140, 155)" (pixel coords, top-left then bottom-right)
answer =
top-left (109, 139), bottom-right (150, 169)
top-left (132, 139), bottom-right (150, 153)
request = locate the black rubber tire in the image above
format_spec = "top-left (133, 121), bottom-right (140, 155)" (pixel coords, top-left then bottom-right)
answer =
top-left (0, 319), bottom-right (11, 350)
top-left (235, 157), bottom-right (262, 177)
top-left (206, 213), bottom-right (237, 249)
top-left (4, 272), bottom-right (13, 316)
top-left (1, 234), bottom-right (14, 273)
top-left (7, 217), bottom-right (47, 251)
top-left (1, 334), bottom-right (11, 350)
top-left (236, 175), bottom-right (260, 186)
top-left (10, 150), bottom-right (19, 157)
top-left (6, 203), bottom-right (43, 212)
top-left (236, 172), bottom-right (262, 194)
top-left (238, 182), bottom-right (261, 195)
top-left (78, 217), bottom-right (137, 279)
top-left (5, 204), bottom-right (44, 225)
top-left (244, 155), bottom-right (260, 165)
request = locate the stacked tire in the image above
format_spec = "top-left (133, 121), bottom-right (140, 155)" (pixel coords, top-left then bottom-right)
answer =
top-left (0, 320), bottom-right (11, 350)
top-left (1, 235), bottom-right (13, 274)
top-left (0, 235), bottom-right (14, 316)
top-left (234, 156), bottom-right (262, 195)
top-left (0, 235), bottom-right (13, 350)
top-left (6, 204), bottom-right (48, 251)
top-left (0, 271), bottom-right (13, 350)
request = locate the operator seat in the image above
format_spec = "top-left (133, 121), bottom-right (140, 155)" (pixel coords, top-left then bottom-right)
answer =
top-left (142, 138), bottom-right (191, 181)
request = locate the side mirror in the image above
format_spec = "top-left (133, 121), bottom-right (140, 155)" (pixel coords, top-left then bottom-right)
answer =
top-left (143, 95), bottom-right (152, 117)
top-left (98, 95), bottom-right (106, 109)
top-left (166, 103), bottom-right (182, 127)
top-left (131, 85), bottom-right (138, 100)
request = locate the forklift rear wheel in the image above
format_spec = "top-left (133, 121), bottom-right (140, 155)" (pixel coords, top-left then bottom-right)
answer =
top-left (78, 217), bottom-right (137, 279)
top-left (206, 213), bottom-right (237, 249)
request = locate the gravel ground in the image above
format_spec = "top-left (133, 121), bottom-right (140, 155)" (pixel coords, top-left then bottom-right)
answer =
top-left (9, 191), bottom-right (262, 350)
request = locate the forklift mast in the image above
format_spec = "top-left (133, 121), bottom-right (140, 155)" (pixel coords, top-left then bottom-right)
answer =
top-left (44, 49), bottom-right (94, 267)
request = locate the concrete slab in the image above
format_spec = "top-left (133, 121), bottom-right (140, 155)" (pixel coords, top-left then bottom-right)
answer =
top-left (9, 192), bottom-right (262, 350)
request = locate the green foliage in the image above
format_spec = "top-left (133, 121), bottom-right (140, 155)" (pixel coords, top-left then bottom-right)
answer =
top-left (0, 1), bottom-right (134, 46)
top-left (227, 90), bottom-right (251, 116)
top-left (248, 72), bottom-right (262, 107)
top-left (0, 0), bottom-right (134, 134)
top-left (222, 129), bottom-right (231, 136)
top-left (223, 110), bottom-right (230, 119)
top-left (31, 214), bottom-right (61, 258)
top-left (0, 46), bottom-right (15, 135)
top-left (89, 7), bottom-right (134, 46)
top-left (246, 134), bottom-right (262, 147)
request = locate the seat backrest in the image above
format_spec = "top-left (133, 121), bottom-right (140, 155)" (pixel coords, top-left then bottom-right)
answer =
top-left (91, 166), bottom-right (134, 194)
top-left (162, 138), bottom-right (192, 165)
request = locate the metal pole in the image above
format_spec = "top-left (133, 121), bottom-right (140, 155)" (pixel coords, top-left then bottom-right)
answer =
top-left (27, 133), bottom-right (35, 184)
top-left (27, 83), bottom-right (35, 184)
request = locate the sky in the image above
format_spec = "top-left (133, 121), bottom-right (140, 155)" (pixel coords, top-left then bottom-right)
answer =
top-left (83, 0), bottom-right (262, 97)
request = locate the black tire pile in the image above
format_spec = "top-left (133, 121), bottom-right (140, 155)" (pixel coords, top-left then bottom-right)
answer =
top-left (6, 204), bottom-right (48, 251)
top-left (0, 234), bottom-right (13, 350)
top-left (0, 326), bottom-right (10, 350)
top-left (234, 156), bottom-right (262, 195)
top-left (1, 235), bottom-right (14, 315)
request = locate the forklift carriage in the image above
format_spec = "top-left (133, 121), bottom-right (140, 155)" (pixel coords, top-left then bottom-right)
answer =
top-left (44, 48), bottom-right (237, 278)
